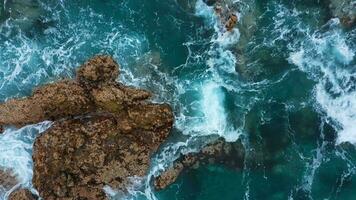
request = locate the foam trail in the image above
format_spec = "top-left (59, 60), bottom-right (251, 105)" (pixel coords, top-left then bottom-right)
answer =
top-left (0, 122), bottom-right (52, 199)
top-left (289, 22), bottom-right (356, 145)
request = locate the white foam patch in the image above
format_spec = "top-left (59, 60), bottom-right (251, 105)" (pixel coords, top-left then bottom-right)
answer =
top-left (0, 122), bottom-right (52, 192)
top-left (200, 81), bottom-right (239, 141)
top-left (289, 26), bottom-right (356, 145)
top-left (316, 83), bottom-right (356, 144)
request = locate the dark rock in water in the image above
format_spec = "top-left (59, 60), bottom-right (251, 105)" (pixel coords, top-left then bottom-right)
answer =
top-left (0, 55), bottom-right (173, 200)
top-left (8, 189), bottom-right (36, 200)
top-left (154, 138), bottom-right (245, 190)
top-left (329, 0), bottom-right (356, 28)
top-left (0, 169), bottom-right (18, 192)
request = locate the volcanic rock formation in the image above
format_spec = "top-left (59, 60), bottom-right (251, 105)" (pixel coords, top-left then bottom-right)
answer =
top-left (0, 55), bottom-right (173, 199)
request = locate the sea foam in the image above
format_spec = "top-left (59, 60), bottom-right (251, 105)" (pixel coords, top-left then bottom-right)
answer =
top-left (0, 122), bottom-right (52, 199)
top-left (289, 23), bottom-right (356, 145)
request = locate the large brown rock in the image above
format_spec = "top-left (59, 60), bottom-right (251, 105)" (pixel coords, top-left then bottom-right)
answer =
top-left (0, 55), bottom-right (173, 200)
top-left (0, 81), bottom-right (94, 127)
top-left (8, 189), bottom-right (36, 200)
top-left (33, 104), bottom-right (172, 199)
top-left (154, 138), bottom-right (245, 190)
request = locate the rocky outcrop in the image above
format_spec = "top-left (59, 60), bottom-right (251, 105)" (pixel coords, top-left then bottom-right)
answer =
top-left (0, 55), bottom-right (173, 200)
top-left (8, 189), bottom-right (36, 200)
top-left (211, 0), bottom-right (239, 32)
top-left (154, 138), bottom-right (245, 190)
top-left (329, 0), bottom-right (355, 28)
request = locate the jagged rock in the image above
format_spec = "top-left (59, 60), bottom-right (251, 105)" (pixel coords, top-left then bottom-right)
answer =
top-left (329, 0), bottom-right (356, 28)
top-left (154, 138), bottom-right (245, 190)
top-left (0, 55), bottom-right (173, 200)
top-left (33, 111), bottom-right (171, 199)
top-left (8, 189), bottom-right (36, 200)
top-left (76, 55), bottom-right (120, 89)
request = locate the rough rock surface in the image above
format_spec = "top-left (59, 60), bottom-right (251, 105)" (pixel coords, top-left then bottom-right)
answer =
top-left (0, 55), bottom-right (173, 200)
top-left (0, 81), bottom-right (94, 127)
top-left (154, 138), bottom-right (245, 190)
top-left (0, 169), bottom-right (17, 192)
top-left (329, 0), bottom-right (356, 28)
top-left (8, 189), bottom-right (36, 200)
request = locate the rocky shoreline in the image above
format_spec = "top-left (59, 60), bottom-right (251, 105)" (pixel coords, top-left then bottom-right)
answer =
top-left (0, 55), bottom-right (173, 199)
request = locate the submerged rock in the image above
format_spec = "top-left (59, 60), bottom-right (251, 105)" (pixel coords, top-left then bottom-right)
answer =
top-left (1, 0), bottom-right (44, 29)
top-left (8, 189), bottom-right (36, 200)
top-left (329, 0), bottom-right (356, 28)
top-left (0, 55), bottom-right (173, 199)
top-left (154, 138), bottom-right (245, 190)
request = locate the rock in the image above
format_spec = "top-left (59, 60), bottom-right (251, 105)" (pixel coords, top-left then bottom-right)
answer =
top-left (0, 80), bottom-right (95, 127)
top-left (225, 13), bottom-right (238, 31)
top-left (154, 138), bottom-right (245, 190)
top-left (329, 0), bottom-right (356, 28)
top-left (33, 108), bottom-right (172, 199)
top-left (0, 55), bottom-right (174, 200)
top-left (76, 55), bottom-right (120, 89)
top-left (0, 169), bottom-right (18, 192)
top-left (8, 189), bottom-right (36, 200)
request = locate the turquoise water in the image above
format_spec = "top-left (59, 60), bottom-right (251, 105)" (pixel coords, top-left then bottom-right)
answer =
top-left (0, 0), bottom-right (355, 199)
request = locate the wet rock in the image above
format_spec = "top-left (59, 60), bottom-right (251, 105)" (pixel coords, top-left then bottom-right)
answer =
top-left (8, 189), bottom-right (36, 200)
top-left (0, 56), bottom-right (173, 200)
top-left (329, 0), bottom-right (356, 28)
top-left (0, 80), bottom-right (95, 127)
top-left (0, 169), bottom-right (18, 192)
top-left (225, 13), bottom-right (238, 31)
top-left (76, 55), bottom-right (120, 89)
top-left (212, 0), bottom-right (239, 32)
top-left (0, 55), bottom-right (173, 199)
top-left (154, 138), bottom-right (245, 190)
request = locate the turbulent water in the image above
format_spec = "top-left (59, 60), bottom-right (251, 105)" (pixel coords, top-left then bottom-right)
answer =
top-left (0, 0), bottom-right (355, 199)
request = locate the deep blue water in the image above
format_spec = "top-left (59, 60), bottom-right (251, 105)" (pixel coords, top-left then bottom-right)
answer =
top-left (0, 0), bottom-right (355, 199)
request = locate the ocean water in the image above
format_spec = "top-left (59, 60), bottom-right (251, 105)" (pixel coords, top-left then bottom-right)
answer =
top-left (0, 0), bottom-right (355, 200)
